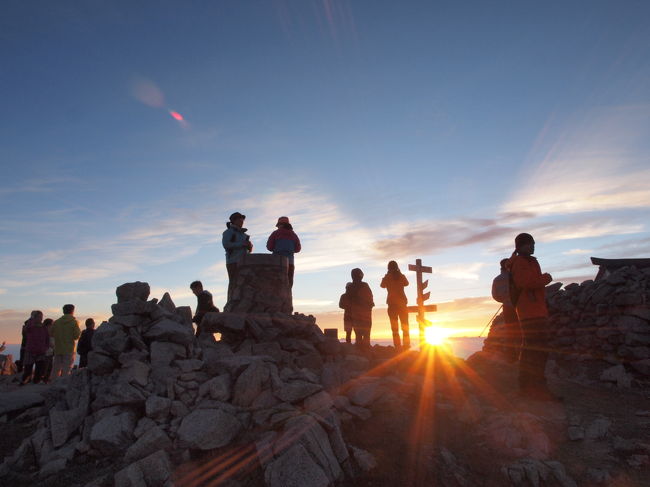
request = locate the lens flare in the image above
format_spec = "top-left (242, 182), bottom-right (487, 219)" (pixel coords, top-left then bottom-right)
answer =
top-left (424, 326), bottom-right (448, 346)
top-left (169, 110), bottom-right (184, 121)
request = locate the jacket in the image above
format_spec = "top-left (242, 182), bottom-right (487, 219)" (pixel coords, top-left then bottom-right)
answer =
top-left (193, 290), bottom-right (219, 324)
top-left (77, 329), bottom-right (95, 355)
top-left (266, 226), bottom-right (301, 264)
top-left (24, 320), bottom-right (50, 356)
top-left (51, 314), bottom-right (81, 355)
top-left (380, 272), bottom-right (409, 307)
top-left (342, 281), bottom-right (374, 327)
top-left (510, 254), bottom-right (551, 320)
top-left (222, 223), bottom-right (251, 264)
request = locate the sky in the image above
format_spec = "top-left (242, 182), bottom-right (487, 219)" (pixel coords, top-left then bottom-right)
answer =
top-left (1, 0), bottom-right (649, 344)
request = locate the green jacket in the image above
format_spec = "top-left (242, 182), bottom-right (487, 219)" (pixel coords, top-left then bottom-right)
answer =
top-left (51, 314), bottom-right (81, 355)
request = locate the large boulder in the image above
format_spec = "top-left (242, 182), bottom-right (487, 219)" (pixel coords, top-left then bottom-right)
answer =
top-left (265, 443), bottom-right (329, 487)
top-left (89, 409), bottom-right (138, 455)
top-left (176, 408), bottom-right (242, 450)
top-left (116, 282), bottom-right (151, 303)
top-left (144, 319), bottom-right (194, 346)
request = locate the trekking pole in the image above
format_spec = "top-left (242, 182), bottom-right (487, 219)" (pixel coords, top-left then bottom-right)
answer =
top-left (477, 305), bottom-right (503, 338)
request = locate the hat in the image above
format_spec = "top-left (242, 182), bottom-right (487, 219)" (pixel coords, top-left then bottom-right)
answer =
top-left (515, 232), bottom-right (534, 248)
top-left (229, 212), bottom-right (246, 222)
top-left (276, 216), bottom-right (290, 227)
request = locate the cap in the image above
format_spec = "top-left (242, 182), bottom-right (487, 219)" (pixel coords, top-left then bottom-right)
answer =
top-left (276, 216), bottom-right (290, 227)
top-left (515, 232), bottom-right (535, 248)
top-left (229, 212), bottom-right (246, 222)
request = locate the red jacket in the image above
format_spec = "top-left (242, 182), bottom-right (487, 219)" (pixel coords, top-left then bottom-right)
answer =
top-left (510, 255), bottom-right (551, 320)
top-left (266, 227), bottom-right (301, 264)
top-left (24, 320), bottom-right (50, 356)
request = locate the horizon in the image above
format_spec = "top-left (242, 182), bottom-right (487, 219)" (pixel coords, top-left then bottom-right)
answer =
top-left (1, 1), bottom-right (649, 343)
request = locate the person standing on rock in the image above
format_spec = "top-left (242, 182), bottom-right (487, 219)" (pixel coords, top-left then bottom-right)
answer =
top-left (491, 258), bottom-right (521, 363)
top-left (21, 310), bottom-right (50, 384)
top-left (49, 304), bottom-right (81, 380)
top-left (341, 268), bottom-right (375, 348)
top-left (76, 318), bottom-right (95, 368)
top-left (266, 216), bottom-right (301, 288)
top-left (223, 212), bottom-right (253, 301)
top-left (510, 233), bottom-right (554, 400)
top-left (190, 280), bottom-right (220, 336)
top-left (380, 260), bottom-right (411, 350)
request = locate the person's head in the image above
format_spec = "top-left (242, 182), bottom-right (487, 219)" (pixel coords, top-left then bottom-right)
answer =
top-left (351, 268), bottom-right (364, 282)
top-left (387, 260), bottom-right (399, 272)
top-left (31, 310), bottom-right (43, 323)
top-left (62, 304), bottom-right (75, 315)
top-left (190, 280), bottom-right (203, 296)
top-left (43, 318), bottom-right (53, 328)
top-left (515, 233), bottom-right (535, 256)
top-left (500, 258), bottom-right (510, 271)
top-left (85, 318), bottom-right (95, 330)
top-left (229, 211), bottom-right (246, 228)
top-left (276, 216), bottom-right (290, 228)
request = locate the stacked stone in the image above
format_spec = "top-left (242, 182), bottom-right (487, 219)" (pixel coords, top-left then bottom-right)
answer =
top-left (0, 280), bottom-right (402, 486)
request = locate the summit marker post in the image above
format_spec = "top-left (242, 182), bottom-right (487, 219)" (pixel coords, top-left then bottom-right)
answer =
top-left (407, 258), bottom-right (437, 348)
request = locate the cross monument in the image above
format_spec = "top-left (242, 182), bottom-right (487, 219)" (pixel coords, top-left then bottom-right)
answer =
top-left (407, 258), bottom-right (437, 347)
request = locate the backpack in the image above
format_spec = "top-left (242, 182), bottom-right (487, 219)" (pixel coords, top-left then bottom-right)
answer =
top-left (492, 271), bottom-right (520, 307)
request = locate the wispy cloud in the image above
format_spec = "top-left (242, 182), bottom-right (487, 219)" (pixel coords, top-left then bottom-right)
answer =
top-left (563, 248), bottom-right (592, 255)
top-left (0, 177), bottom-right (84, 196)
top-left (436, 262), bottom-right (486, 281)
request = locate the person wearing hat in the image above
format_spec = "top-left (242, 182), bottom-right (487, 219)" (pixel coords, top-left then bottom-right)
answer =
top-left (266, 216), bottom-right (301, 288)
top-left (222, 212), bottom-right (253, 300)
top-left (510, 232), bottom-right (554, 400)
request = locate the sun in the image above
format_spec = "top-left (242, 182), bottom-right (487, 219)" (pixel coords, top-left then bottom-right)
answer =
top-left (424, 325), bottom-right (448, 346)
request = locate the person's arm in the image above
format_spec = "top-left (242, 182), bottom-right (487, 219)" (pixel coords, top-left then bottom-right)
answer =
top-left (511, 258), bottom-right (551, 289)
top-left (73, 322), bottom-right (81, 340)
top-left (266, 231), bottom-right (276, 252)
top-left (363, 283), bottom-right (375, 308)
top-left (380, 276), bottom-right (388, 289)
top-left (293, 232), bottom-right (301, 253)
top-left (401, 275), bottom-right (409, 287)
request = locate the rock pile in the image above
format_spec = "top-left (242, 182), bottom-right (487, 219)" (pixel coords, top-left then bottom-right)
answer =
top-left (483, 265), bottom-right (650, 388)
top-left (0, 278), bottom-right (403, 486)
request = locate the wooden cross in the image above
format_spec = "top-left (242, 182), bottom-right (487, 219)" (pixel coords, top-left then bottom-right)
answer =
top-left (407, 258), bottom-right (437, 346)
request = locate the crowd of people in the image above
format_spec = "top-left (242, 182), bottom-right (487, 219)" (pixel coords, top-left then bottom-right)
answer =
top-left (7, 211), bottom-right (555, 401)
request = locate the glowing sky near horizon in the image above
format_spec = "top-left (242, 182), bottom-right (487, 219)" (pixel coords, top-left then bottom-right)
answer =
top-left (1, 1), bottom-right (649, 343)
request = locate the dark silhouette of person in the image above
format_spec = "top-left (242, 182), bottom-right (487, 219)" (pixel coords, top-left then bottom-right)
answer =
top-left (510, 233), bottom-right (554, 400)
top-left (190, 280), bottom-right (219, 336)
top-left (266, 216), bottom-right (301, 288)
top-left (42, 318), bottom-right (54, 382)
top-left (77, 318), bottom-right (95, 368)
top-left (49, 304), bottom-right (81, 380)
top-left (493, 258), bottom-right (521, 362)
top-left (222, 212), bottom-right (253, 301)
top-left (380, 261), bottom-right (411, 350)
top-left (341, 268), bottom-right (374, 348)
top-left (21, 310), bottom-right (50, 384)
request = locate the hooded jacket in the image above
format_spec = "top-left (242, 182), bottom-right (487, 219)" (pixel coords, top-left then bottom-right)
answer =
top-left (51, 314), bottom-right (81, 355)
top-left (24, 319), bottom-right (50, 356)
top-left (380, 271), bottom-right (409, 307)
top-left (266, 225), bottom-right (301, 264)
top-left (222, 223), bottom-right (252, 264)
top-left (510, 254), bottom-right (551, 320)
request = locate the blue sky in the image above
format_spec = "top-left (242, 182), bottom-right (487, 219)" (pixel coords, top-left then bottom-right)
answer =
top-left (1, 1), bottom-right (649, 342)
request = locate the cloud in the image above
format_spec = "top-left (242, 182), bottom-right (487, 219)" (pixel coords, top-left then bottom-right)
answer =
top-left (504, 105), bottom-right (650, 216)
top-left (0, 177), bottom-right (84, 196)
top-left (293, 299), bottom-right (335, 308)
top-left (562, 248), bottom-right (592, 255)
top-left (436, 262), bottom-right (486, 281)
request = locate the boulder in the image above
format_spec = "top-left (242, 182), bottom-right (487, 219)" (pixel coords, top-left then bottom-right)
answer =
top-left (115, 450), bottom-right (172, 487)
top-left (275, 380), bottom-right (323, 403)
top-left (89, 409), bottom-right (137, 455)
top-left (87, 351), bottom-right (118, 376)
top-left (145, 395), bottom-right (172, 422)
top-left (631, 359), bottom-right (650, 376)
top-left (232, 362), bottom-right (270, 407)
top-left (49, 408), bottom-right (86, 448)
top-left (92, 380), bottom-right (146, 410)
top-left (265, 443), bottom-right (329, 487)
top-left (144, 319), bottom-right (194, 346)
top-left (150, 341), bottom-right (187, 367)
top-left (124, 426), bottom-right (172, 463)
top-left (159, 292), bottom-right (176, 313)
top-left (92, 322), bottom-right (129, 356)
top-left (176, 408), bottom-right (242, 450)
top-left (116, 282), bottom-right (151, 303)
top-left (198, 375), bottom-right (231, 402)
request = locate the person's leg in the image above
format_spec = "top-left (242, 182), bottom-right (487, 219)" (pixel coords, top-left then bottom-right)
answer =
top-left (226, 263), bottom-right (238, 301)
top-left (288, 264), bottom-right (295, 288)
top-left (62, 353), bottom-right (75, 376)
top-left (398, 307), bottom-right (410, 349)
top-left (50, 355), bottom-right (63, 381)
top-left (78, 353), bottom-right (88, 369)
top-left (21, 353), bottom-right (34, 384)
top-left (387, 307), bottom-right (401, 349)
top-left (519, 317), bottom-right (549, 393)
top-left (33, 357), bottom-right (46, 383)
top-left (43, 356), bottom-right (53, 383)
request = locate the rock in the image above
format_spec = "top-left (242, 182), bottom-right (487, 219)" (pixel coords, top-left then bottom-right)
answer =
top-left (116, 281), bottom-right (151, 303)
top-left (145, 395), bottom-right (172, 422)
top-left (584, 416), bottom-right (611, 440)
top-left (586, 467), bottom-right (611, 484)
top-left (92, 321), bottom-right (129, 356)
top-left (174, 359), bottom-right (203, 373)
top-left (144, 318), bottom-right (194, 346)
top-left (175, 306), bottom-right (193, 327)
top-left (87, 351), bottom-right (117, 375)
top-left (159, 292), bottom-right (176, 313)
top-left (232, 362), bottom-right (270, 407)
top-left (120, 361), bottom-right (151, 387)
top-left (92, 380), bottom-right (146, 410)
top-left (111, 299), bottom-right (154, 317)
top-left (150, 341), bottom-right (187, 367)
top-left (567, 426), bottom-right (584, 441)
top-left (39, 458), bottom-right (67, 478)
top-left (481, 412), bottom-right (550, 459)
top-left (347, 378), bottom-right (383, 407)
top-left (631, 359), bottom-right (650, 376)
top-left (50, 408), bottom-right (85, 448)
top-left (600, 364), bottom-right (632, 387)
top-left (198, 375), bottom-right (231, 402)
top-left (265, 443), bottom-right (329, 487)
top-left (89, 409), bottom-right (137, 455)
top-left (134, 417), bottom-right (157, 438)
top-left (176, 408), bottom-right (242, 450)
top-left (111, 314), bottom-right (143, 328)
top-left (124, 426), bottom-right (172, 463)
top-left (275, 380), bottom-right (323, 403)
top-left (350, 445), bottom-right (377, 472)
top-left (115, 450), bottom-right (172, 487)
top-left (303, 391), bottom-right (334, 414)
top-left (118, 349), bottom-right (149, 366)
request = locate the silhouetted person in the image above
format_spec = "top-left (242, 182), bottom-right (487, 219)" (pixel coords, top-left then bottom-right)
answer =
top-left (380, 260), bottom-right (411, 350)
top-left (42, 318), bottom-right (54, 382)
top-left (21, 310), bottom-right (50, 384)
top-left (77, 318), bottom-right (95, 368)
top-left (50, 304), bottom-right (81, 380)
top-left (222, 212), bottom-right (253, 301)
top-left (190, 280), bottom-right (219, 336)
top-left (339, 282), bottom-right (354, 343)
top-left (510, 233), bottom-right (554, 400)
top-left (266, 216), bottom-right (301, 288)
top-left (491, 258), bottom-right (521, 362)
top-left (341, 268), bottom-right (374, 348)
top-left (17, 314), bottom-right (31, 373)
